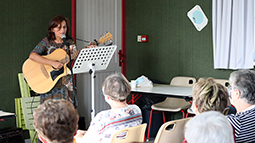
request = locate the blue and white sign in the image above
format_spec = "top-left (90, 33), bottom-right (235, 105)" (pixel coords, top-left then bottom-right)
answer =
top-left (187, 5), bottom-right (208, 31)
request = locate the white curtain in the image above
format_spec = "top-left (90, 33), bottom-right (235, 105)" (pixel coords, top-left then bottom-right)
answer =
top-left (212, 0), bottom-right (254, 69)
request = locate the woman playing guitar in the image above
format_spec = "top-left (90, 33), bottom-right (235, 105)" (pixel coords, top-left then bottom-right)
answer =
top-left (28, 15), bottom-right (95, 104)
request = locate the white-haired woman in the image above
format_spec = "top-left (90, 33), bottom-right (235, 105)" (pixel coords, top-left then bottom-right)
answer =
top-left (75, 73), bottom-right (142, 143)
top-left (184, 111), bottom-right (235, 143)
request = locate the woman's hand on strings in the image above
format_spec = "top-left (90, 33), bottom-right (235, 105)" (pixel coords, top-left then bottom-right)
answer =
top-left (51, 61), bottom-right (63, 70)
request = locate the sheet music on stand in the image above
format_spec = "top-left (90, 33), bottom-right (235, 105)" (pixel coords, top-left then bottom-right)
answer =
top-left (73, 45), bottom-right (117, 119)
top-left (73, 45), bottom-right (117, 74)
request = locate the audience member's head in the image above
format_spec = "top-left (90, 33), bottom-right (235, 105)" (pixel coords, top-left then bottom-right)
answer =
top-left (184, 111), bottom-right (235, 143)
top-left (33, 99), bottom-right (79, 143)
top-left (102, 72), bottom-right (131, 103)
top-left (192, 78), bottom-right (230, 114)
top-left (229, 69), bottom-right (255, 113)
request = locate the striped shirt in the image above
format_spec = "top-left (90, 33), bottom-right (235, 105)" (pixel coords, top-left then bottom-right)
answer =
top-left (77, 105), bottom-right (142, 143)
top-left (227, 105), bottom-right (255, 143)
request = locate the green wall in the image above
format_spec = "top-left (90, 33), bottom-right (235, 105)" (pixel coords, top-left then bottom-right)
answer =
top-left (126, 0), bottom-right (233, 83)
top-left (0, 0), bottom-right (71, 129)
top-left (0, 0), bottom-right (237, 130)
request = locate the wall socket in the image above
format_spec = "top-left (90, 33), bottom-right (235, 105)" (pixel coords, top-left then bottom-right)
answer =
top-left (137, 35), bottom-right (141, 42)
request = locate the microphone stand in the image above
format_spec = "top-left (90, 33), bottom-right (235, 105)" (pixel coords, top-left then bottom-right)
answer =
top-left (63, 41), bottom-right (78, 108)
top-left (72, 37), bottom-right (90, 43)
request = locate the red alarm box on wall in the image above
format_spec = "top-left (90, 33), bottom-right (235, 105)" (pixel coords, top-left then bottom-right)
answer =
top-left (141, 35), bottom-right (148, 42)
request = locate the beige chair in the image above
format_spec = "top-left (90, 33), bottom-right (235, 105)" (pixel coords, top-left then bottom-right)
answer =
top-left (146, 76), bottom-right (196, 141)
top-left (214, 78), bottom-right (229, 88)
top-left (154, 118), bottom-right (191, 143)
top-left (170, 76), bottom-right (196, 86)
top-left (186, 108), bottom-right (195, 117)
top-left (111, 123), bottom-right (147, 143)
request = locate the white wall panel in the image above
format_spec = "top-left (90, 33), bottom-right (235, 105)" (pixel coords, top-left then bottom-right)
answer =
top-left (76, 0), bottom-right (122, 128)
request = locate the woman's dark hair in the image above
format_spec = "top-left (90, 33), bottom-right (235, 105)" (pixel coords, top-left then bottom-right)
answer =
top-left (47, 15), bottom-right (70, 41)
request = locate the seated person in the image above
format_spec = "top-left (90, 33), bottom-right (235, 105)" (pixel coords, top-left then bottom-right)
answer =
top-left (191, 78), bottom-right (230, 115)
top-left (33, 99), bottom-right (79, 143)
top-left (227, 69), bottom-right (255, 143)
top-left (75, 73), bottom-right (142, 143)
top-left (184, 111), bottom-right (235, 143)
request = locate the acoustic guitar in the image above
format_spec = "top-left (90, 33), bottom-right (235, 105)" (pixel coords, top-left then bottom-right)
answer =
top-left (22, 32), bottom-right (113, 94)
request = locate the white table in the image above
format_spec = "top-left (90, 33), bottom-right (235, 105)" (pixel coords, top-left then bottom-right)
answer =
top-left (130, 84), bottom-right (193, 104)
top-left (0, 111), bottom-right (16, 121)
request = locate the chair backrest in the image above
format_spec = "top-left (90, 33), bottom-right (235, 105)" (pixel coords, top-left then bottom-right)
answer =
top-left (214, 79), bottom-right (229, 88)
top-left (154, 118), bottom-right (191, 143)
top-left (170, 76), bottom-right (196, 87)
top-left (20, 96), bottom-right (40, 129)
top-left (18, 73), bottom-right (31, 98)
top-left (111, 123), bottom-right (147, 143)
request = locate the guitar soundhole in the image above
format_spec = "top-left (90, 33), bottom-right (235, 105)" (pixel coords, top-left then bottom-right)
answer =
top-left (50, 67), bottom-right (64, 81)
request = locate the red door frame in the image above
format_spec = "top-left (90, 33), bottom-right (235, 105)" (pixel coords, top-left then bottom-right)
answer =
top-left (121, 0), bottom-right (127, 76)
top-left (71, 0), bottom-right (77, 84)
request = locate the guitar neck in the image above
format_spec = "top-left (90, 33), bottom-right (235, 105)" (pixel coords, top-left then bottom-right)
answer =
top-left (71, 32), bottom-right (113, 60)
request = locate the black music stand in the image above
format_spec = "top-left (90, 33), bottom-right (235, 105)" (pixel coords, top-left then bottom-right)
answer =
top-left (73, 45), bottom-right (117, 119)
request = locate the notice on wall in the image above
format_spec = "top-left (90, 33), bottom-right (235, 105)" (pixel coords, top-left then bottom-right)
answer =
top-left (187, 5), bottom-right (208, 31)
